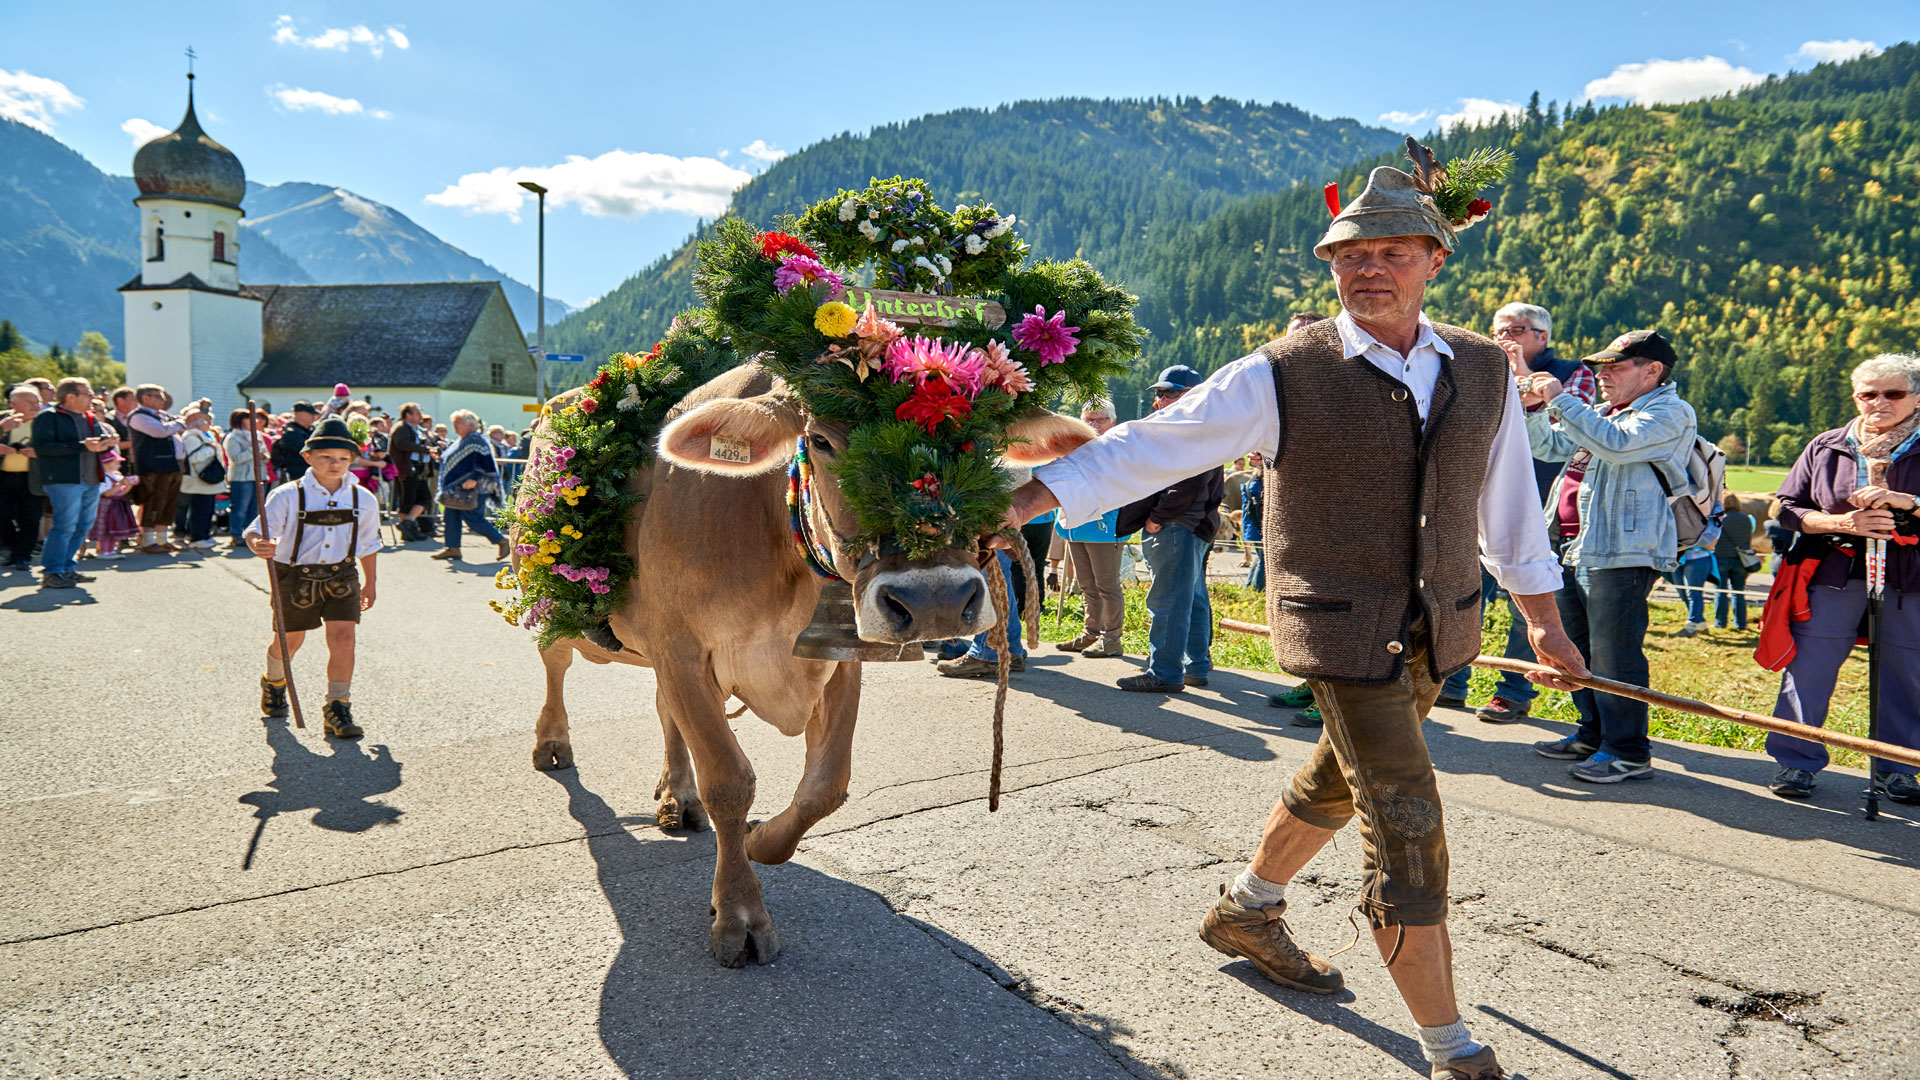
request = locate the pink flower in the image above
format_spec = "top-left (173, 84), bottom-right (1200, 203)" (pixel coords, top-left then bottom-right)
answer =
top-left (773, 255), bottom-right (845, 299)
top-left (1012, 305), bottom-right (1081, 366)
top-left (883, 336), bottom-right (986, 397)
top-left (980, 340), bottom-right (1032, 395)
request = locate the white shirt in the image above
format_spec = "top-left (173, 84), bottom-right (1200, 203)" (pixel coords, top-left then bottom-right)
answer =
top-left (244, 471), bottom-right (384, 566)
top-left (1034, 310), bottom-right (1563, 596)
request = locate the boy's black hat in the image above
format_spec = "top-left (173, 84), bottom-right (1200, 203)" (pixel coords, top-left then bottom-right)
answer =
top-left (304, 417), bottom-right (360, 455)
top-left (1584, 329), bottom-right (1678, 369)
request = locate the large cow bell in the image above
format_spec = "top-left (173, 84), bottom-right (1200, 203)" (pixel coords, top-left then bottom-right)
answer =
top-left (792, 579), bottom-right (917, 662)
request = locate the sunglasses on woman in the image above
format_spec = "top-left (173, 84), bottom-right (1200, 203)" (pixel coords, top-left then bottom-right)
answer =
top-left (1855, 390), bottom-right (1911, 402)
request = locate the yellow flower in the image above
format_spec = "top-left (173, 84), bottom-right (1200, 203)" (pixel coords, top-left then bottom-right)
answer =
top-left (814, 300), bottom-right (858, 338)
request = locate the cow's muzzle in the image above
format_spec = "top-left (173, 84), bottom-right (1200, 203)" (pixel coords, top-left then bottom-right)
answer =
top-left (857, 566), bottom-right (994, 643)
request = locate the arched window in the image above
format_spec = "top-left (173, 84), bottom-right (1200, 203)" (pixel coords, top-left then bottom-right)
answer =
top-left (213, 231), bottom-right (227, 263)
top-left (151, 226), bottom-right (165, 262)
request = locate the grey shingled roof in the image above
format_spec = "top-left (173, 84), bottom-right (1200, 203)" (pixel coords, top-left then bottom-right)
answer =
top-left (245, 282), bottom-right (499, 388)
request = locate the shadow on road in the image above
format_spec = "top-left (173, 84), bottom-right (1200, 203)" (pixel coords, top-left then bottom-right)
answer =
top-left (546, 768), bottom-right (1143, 1080)
top-left (1013, 658), bottom-right (1282, 762)
top-left (236, 717), bottom-right (403, 869)
top-left (1221, 964), bottom-right (1429, 1075)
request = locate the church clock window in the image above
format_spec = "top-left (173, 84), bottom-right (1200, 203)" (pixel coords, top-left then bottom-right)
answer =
top-left (151, 226), bottom-right (165, 262)
top-left (214, 231), bottom-right (228, 263)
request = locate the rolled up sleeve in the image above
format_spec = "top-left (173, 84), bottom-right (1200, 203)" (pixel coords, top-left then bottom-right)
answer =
top-left (1480, 380), bottom-right (1564, 595)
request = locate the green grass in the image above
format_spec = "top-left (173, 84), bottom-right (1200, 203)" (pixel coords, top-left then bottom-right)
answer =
top-left (1723, 466), bottom-right (1790, 496)
top-left (1038, 580), bottom-right (1872, 769)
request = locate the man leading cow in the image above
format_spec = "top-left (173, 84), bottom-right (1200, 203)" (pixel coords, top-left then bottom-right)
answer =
top-left (1001, 165), bottom-right (1589, 1080)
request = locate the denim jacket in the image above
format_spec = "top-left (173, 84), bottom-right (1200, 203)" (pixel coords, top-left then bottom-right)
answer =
top-left (1525, 381), bottom-right (1697, 572)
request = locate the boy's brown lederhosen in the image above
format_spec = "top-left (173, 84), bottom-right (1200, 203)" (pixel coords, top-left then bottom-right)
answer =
top-left (272, 484), bottom-right (362, 632)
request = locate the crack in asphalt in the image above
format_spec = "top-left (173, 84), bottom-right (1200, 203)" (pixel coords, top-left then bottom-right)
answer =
top-left (0, 824), bottom-right (691, 947)
top-left (855, 743), bottom-right (1164, 799)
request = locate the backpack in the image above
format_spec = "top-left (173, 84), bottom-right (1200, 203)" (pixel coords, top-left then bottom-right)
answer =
top-left (1652, 435), bottom-right (1725, 552)
top-left (188, 436), bottom-right (227, 485)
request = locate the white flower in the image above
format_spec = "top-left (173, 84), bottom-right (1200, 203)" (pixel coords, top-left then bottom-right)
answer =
top-left (983, 220), bottom-right (1007, 240)
top-left (616, 385), bottom-right (643, 412)
top-left (954, 204), bottom-right (969, 212)
top-left (914, 255), bottom-right (935, 271)
top-left (838, 201), bottom-right (857, 222)
top-left (866, 208), bottom-right (879, 220)
top-left (891, 239), bottom-right (910, 253)
top-left (857, 220), bottom-right (881, 242)
top-left (911, 236), bottom-right (925, 247)
top-left (964, 234), bottom-right (987, 255)
top-left (934, 254), bottom-right (952, 274)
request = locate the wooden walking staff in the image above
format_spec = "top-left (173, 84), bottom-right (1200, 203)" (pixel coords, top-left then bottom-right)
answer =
top-left (1214, 618), bottom-right (1920, 770)
top-left (245, 398), bottom-right (304, 729)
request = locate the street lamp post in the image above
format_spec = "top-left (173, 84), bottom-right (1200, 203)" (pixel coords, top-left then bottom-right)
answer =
top-left (518, 180), bottom-right (549, 402)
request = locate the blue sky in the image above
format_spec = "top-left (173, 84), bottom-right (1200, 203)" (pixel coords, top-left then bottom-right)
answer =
top-left (1, 1), bottom-right (1907, 307)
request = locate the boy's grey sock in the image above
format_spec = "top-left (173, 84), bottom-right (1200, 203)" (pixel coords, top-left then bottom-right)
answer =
top-left (1227, 867), bottom-right (1287, 909)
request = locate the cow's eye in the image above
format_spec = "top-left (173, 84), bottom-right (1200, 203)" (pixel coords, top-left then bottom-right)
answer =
top-left (810, 433), bottom-right (834, 453)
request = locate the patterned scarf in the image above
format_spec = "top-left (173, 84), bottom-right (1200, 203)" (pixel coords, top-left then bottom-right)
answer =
top-left (1851, 411), bottom-right (1920, 487)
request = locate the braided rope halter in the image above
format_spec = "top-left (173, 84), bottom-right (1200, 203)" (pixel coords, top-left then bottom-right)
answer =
top-left (786, 437), bottom-right (841, 581)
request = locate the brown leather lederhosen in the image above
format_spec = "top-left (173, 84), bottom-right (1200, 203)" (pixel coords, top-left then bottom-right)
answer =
top-left (272, 483), bottom-right (363, 631)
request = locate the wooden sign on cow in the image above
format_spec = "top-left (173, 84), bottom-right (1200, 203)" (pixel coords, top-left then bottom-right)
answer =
top-left (843, 286), bottom-right (1006, 330)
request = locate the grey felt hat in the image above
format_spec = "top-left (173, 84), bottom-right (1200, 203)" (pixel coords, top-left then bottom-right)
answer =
top-left (1313, 166), bottom-right (1455, 261)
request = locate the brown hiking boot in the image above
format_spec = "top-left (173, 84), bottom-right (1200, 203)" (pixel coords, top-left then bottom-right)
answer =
top-left (1431, 1046), bottom-right (1505, 1079)
top-left (1057, 630), bottom-right (1099, 652)
top-left (1080, 635), bottom-right (1124, 658)
top-left (1199, 889), bottom-right (1344, 994)
top-left (322, 700), bottom-right (362, 739)
top-left (259, 677), bottom-right (289, 718)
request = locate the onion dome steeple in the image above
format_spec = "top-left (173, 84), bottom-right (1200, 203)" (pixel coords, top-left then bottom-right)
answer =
top-left (132, 74), bottom-right (245, 209)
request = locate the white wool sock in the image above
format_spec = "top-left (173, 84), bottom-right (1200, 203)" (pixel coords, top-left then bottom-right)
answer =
top-left (265, 652), bottom-right (286, 681)
top-left (327, 680), bottom-right (350, 703)
top-left (1417, 1020), bottom-right (1485, 1065)
top-left (1228, 867), bottom-right (1288, 909)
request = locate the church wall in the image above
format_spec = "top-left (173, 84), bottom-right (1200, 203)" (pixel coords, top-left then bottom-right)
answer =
top-left (136, 198), bottom-right (243, 292)
top-left (187, 291), bottom-right (263, 418)
top-left (123, 289), bottom-right (193, 400)
top-left (438, 290), bottom-right (535, 396)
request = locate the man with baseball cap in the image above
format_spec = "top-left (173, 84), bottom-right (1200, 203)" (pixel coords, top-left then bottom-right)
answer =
top-left (1112, 364), bottom-right (1224, 693)
top-left (999, 159), bottom-right (1587, 1079)
top-left (1520, 328), bottom-right (1697, 785)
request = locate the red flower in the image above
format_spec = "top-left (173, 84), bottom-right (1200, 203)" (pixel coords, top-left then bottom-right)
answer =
top-left (1467, 198), bottom-right (1492, 218)
top-left (960, 441), bottom-right (974, 453)
top-left (588, 372), bottom-right (610, 390)
top-left (911, 472), bottom-right (942, 498)
top-left (580, 397), bottom-right (598, 414)
top-left (759, 232), bottom-right (818, 262)
top-left (895, 379), bottom-right (973, 434)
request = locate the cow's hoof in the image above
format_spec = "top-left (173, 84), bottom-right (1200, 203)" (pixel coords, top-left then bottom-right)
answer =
top-left (656, 794), bottom-right (706, 832)
top-left (532, 740), bottom-right (574, 772)
top-left (710, 912), bottom-right (779, 968)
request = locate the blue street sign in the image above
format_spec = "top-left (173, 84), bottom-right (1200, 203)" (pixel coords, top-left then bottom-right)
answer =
top-left (543, 353), bottom-right (587, 363)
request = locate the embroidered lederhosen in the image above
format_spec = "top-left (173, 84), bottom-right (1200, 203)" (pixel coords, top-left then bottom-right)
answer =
top-left (271, 484), bottom-right (363, 631)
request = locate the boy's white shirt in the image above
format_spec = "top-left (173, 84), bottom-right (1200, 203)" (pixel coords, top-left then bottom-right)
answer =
top-left (243, 471), bottom-right (384, 565)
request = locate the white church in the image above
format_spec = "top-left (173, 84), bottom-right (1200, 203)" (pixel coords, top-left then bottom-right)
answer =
top-left (122, 77), bottom-right (539, 424)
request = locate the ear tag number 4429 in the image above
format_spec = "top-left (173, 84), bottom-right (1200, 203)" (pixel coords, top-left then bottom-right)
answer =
top-left (709, 436), bottom-right (752, 465)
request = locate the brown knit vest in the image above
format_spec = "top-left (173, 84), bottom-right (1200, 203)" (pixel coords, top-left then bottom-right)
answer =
top-left (1259, 319), bottom-right (1508, 685)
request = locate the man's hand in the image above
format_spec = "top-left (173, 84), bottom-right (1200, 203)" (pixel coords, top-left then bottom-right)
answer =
top-left (83, 435), bottom-right (113, 451)
top-left (1520, 374), bottom-right (1563, 410)
top-left (0, 445), bottom-right (12, 457)
top-left (991, 479), bottom-right (1062, 547)
top-left (248, 537), bottom-right (276, 559)
top-left (1499, 338), bottom-right (1529, 378)
top-left (0, 414), bottom-right (22, 432)
top-left (17, 446), bottom-right (33, 459)
top-left (1849, 485), bottom-right (1918, 512)
top-left (1509, 591), bottom-right (1590, 691)
top-left (1836, 507), bottom-right (1897, 539)
top-left (1144, 520), bottom-right (1163, 533)
top-left (461, 478), bottom-right (477, 490)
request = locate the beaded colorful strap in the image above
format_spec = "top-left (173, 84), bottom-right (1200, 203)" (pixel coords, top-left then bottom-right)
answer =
top-left (787, 438), bottom-right (842, 581)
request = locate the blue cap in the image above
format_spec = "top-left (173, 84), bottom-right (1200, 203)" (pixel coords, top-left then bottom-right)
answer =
top-left (1149, 365), bottom-right (1204, 392)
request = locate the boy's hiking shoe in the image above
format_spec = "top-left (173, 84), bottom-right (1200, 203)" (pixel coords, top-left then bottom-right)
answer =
top-left (1198, 888), bottom-right (1344, 995)
top-left (260, 677), bottom-right (289, 718)
top-left (322, 700), bottom-right (363, 739)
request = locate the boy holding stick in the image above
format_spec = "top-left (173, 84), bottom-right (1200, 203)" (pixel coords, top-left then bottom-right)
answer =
top-left (245, 417), bottom-right (382, 738)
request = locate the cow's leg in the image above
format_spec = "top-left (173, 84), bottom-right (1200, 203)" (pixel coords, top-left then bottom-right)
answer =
top-left (656, 662), bottom-right (777, 967)
top-left (746, 660), bottom-right (860, 866)
top-left (653, 710), bottom-right (706, 832)
top-left (533, 643), bottom-right (576, 771)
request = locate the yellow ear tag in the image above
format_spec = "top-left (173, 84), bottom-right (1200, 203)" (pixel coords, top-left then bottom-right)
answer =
top-left (709, 436), bottom-right (752, 465)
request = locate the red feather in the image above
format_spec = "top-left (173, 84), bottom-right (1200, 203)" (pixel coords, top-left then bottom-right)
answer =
top-left (1323, 182), bottom-right (1342, 218)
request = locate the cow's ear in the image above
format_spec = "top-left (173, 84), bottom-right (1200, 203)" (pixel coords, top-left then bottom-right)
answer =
top-left (658, 393), bottom-right (806, 476)
top-left (1001, 411), bottom-right (1098, 465)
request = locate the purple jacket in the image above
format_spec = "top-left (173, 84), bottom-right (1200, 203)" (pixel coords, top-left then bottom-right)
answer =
top-left (1776, 425), bottom-right (1920, 593)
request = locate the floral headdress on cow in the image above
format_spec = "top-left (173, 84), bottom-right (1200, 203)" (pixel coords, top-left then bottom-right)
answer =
top-left (695, 176), bottom-right (1143, 561)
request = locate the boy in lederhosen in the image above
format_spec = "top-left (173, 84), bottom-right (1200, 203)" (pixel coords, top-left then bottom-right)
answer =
top-left (244, 418), bottom-right (382, 738)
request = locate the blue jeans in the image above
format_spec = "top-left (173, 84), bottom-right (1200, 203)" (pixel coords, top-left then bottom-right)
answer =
top-left (1142, 524), bottom-right (1212, 684)
top-left (444, 503), bottom-right (504, 548)
top-left (1556, 562), bottom-right (1660, 763)
top-left (41, 483), bottom-right (101, 576)
top-left (227, 481), bottom-right (257, 540)
top-left (1666, 555), bottom-right (1715, 623)
top-left (1440, 568), bottom-right (1538, 703)
top-left (967, 552), bottom-right (1024, 661)
top-left (1245, 545), bottom-right (1265, 590)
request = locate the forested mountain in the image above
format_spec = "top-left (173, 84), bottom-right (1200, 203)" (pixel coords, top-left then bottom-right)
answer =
top-left (0, 119), bottom-right (560, 354)
top-left (546, 97), bottom-right (1403, 366)
top-left (1130, 44), bottom-right (1920, 455)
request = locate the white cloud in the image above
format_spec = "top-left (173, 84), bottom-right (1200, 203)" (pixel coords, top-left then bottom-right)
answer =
top-left (1377, 109), bottom-right (1432, 131)
top-left (425, 149), bottom-right (757, 223)
top-left (122, 117), bottom-right (170, 146)
top-left (1582, 56), bottom-right (1762, 106)
top-left (1794, 39), bottom-right (1879, 65)
top-left (1437, 98), bottom-right (1526, 131)
top-left (0, 69), bottom-right (83, 133)
top-left (267, 85), bottom-right (391, 119)
top-left (738, 139), bottom-right (786, 166)
top-left (271, 14), bottom-right (411, 58)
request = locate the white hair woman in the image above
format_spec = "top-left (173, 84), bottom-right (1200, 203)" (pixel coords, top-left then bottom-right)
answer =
top-left (1763, 353), bottom-right (1920, 801)
top-left (431, 410), bottom-right (509, 562)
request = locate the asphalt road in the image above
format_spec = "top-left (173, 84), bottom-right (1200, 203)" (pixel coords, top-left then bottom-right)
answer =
top-left (2, 538), bottom-right (1916, 1079)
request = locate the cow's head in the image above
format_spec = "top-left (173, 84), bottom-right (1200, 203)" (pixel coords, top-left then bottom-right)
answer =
top-left (660, 389), bottom-right (1095, 644)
